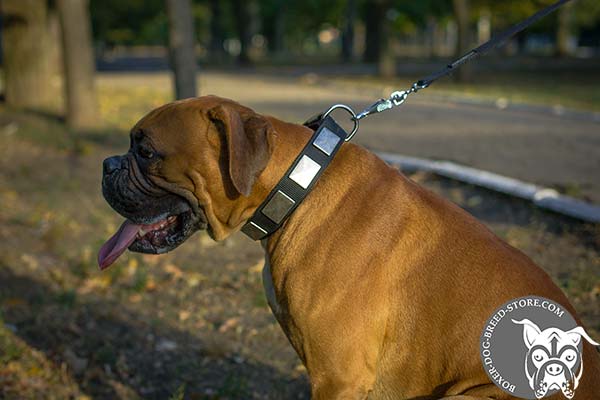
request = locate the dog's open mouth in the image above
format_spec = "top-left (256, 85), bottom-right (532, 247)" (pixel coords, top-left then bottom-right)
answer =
top-left (98, 208), bottom-right (203, 270)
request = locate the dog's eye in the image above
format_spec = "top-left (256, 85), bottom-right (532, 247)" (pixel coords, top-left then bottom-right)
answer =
top-left (138, 147), bottom-right (155, 159)
top-left (562, 349), bottom-right (577, 362)
top-left (532, 349), bottom-right (546, 362)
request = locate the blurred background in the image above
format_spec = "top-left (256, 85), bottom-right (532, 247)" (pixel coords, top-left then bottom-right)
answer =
top-left (0, 0), bottom-right (599, 399)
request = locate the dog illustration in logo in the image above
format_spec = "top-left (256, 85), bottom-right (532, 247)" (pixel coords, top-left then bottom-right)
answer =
top-left (512, 319), bottom-right (599, 399)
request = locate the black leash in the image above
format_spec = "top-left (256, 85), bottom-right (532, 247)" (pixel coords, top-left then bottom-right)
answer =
top-left (352, 0), bottom-right (573, 122)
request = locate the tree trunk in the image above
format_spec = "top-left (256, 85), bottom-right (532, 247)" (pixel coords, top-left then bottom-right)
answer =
top-left (555, 2), bottom-right (573, 57)
top-left (263, 0), bottom-right (285, 56)
top-left (477, 8), bottom-right (490, 44)
top-left (57, 0), bottom-right (98, 129)
top-left (374, 0), bottom-right (394, 77)
top-left (232, 0), bottom-right (252, 65)
top-left (425, 17), bottom-right (436, 58)
top-left (363, 0), bottom-right (386, 63)
top-left (271, 3), bottom-right (285, 55)
top-left (378, 35), bottom-right (395, 78)
top-left (341, 0), bottom-right (356, 62)
top-left (432, 20), bottom-right (445, 57)
top-left (46, 8), bottom-right (63, 98)
top-left (208, 0), bottom-right (225, 63)
top-left (516, 32), bottom-right (527, 54)
top-left (452, 0), bottom-right (471, 82)
top-left (1, 0), bottom-right (57, 109)
top-left (166, 0), bottom-right (198, 99)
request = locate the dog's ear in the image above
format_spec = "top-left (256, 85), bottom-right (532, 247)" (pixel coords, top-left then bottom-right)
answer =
top-left (512, 319), bottom-right (541, 349)
top-left (207, 104), bottom-right (274, 197)
top-left (564, 326), bottom-right (600, 347)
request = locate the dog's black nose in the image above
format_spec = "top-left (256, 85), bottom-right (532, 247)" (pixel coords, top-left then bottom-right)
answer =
top-left (103, 156), bottom-right (123, 175)
top-left (545, 363), bottom-right (564, 376)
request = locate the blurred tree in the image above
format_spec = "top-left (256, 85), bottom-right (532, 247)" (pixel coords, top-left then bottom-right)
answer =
top-left (471, 0), bottom-right (600, 55)
top-left (232, 0), bottom-right (252, 65)
top-left (90, 0), bottom-right (166, 46)
top-left (363, 0), bottom-right (387, 63)
top-left (573, 0), bottom-right (600, 29)
top-left (392, 0), bottom-right (452, 58)
top-left (166, 0), bottom-right (198, 99)
top-left (208, 0), bottom-right (225, 62)
top-left (278, 0), bottom-right (345, 56)
top-left (1, 0), bottom-right (59, 109)
top-left (57, 0), bottom-right (98, 129)
top-left (556, 1), bottom-right (574, 57)
top-left (378, 1), bottom-right (395, 78)
top-left (261, 0), bottom-right (286, 56)
top-left (46, 8), bottom-right (63, 86)
top-left (73, 0), bottom-right (600, 66)
top-left (452, 0), bottom-right (472, 82)
top-left (341, 0), bottom-right (357, 62)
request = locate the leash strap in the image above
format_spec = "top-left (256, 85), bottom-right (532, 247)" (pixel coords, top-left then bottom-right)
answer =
top-left (241, 116), bottom-right (348, 240)
top-left (354, 0), bottom-right (573, 121)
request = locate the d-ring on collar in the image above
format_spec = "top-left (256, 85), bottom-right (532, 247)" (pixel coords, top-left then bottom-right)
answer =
top-left (241, 112), bottom-right (351, 240)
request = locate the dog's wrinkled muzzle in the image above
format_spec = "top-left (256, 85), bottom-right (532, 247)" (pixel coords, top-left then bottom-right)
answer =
top-left (99, 154), bottom-right (205, 269)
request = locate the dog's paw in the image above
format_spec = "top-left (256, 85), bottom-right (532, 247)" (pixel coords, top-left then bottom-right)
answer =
top-left (561, 381), bottom-right (575, 399)
top-left (534, 381), bottom-right (549, 399)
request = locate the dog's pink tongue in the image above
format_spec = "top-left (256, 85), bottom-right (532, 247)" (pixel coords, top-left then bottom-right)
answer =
top-left (97, 220), bottom-right (141, 270)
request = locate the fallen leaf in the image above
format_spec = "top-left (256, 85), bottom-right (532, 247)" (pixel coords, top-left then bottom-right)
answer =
top-left (164, 263), bottom-right (183, 279)
top-left (178, 310), bottom-right (191, 322)
top-left (248, 260), bottom-right (263, 274)
top-left (218, 317), bottom-right (240, 333)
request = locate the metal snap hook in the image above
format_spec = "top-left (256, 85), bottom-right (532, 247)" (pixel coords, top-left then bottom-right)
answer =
top-left (322, 104), bottom-right (359, 141)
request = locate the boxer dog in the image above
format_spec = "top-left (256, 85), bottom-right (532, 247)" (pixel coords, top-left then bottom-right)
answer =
top-left (99, 96), bottom-right (600, 399)
top-left (512, 319), bottom-right (599, 399)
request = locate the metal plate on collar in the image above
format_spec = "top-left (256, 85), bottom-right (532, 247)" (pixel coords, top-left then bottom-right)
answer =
top-left (241, 221), bottom-right (268, 240)
top-left (261, 190), bottom-right (295, 224)
top-left (313, 127), bottom-right (340, 156)
top-left (289, 155), bottom-right (321, 189)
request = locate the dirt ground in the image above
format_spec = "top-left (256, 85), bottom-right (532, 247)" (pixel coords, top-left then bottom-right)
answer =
top-left (0, 72), bottom-right (599, 399)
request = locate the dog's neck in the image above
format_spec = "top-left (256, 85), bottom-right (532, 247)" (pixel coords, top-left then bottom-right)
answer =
top-left (262, 135), bottom-right (400, 264)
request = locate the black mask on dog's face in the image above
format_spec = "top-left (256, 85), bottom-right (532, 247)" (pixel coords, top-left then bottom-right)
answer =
top-left (99, 131), bottom-right (207, 270)
top-left (526, 343), bottom-right (579, 399)
top-left (102, 152), bottom-right (191, 223)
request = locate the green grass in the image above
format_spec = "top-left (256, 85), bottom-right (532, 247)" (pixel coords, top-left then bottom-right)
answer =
top-left (168, 384), bottom-right (186, 400)
top-left (0, 321), bottom-right (83, 399)
top-left (56, 289), bottom-right (78, 308)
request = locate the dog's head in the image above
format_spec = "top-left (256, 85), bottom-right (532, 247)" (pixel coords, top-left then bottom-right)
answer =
top-left (99, 96), bottom-right (275, 269)
top-left (512, 318), bottom-right (599, 399)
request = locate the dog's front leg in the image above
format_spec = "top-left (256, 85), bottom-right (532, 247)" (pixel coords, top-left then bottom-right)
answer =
top-left (305, 343), bottom-right (377, 400)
